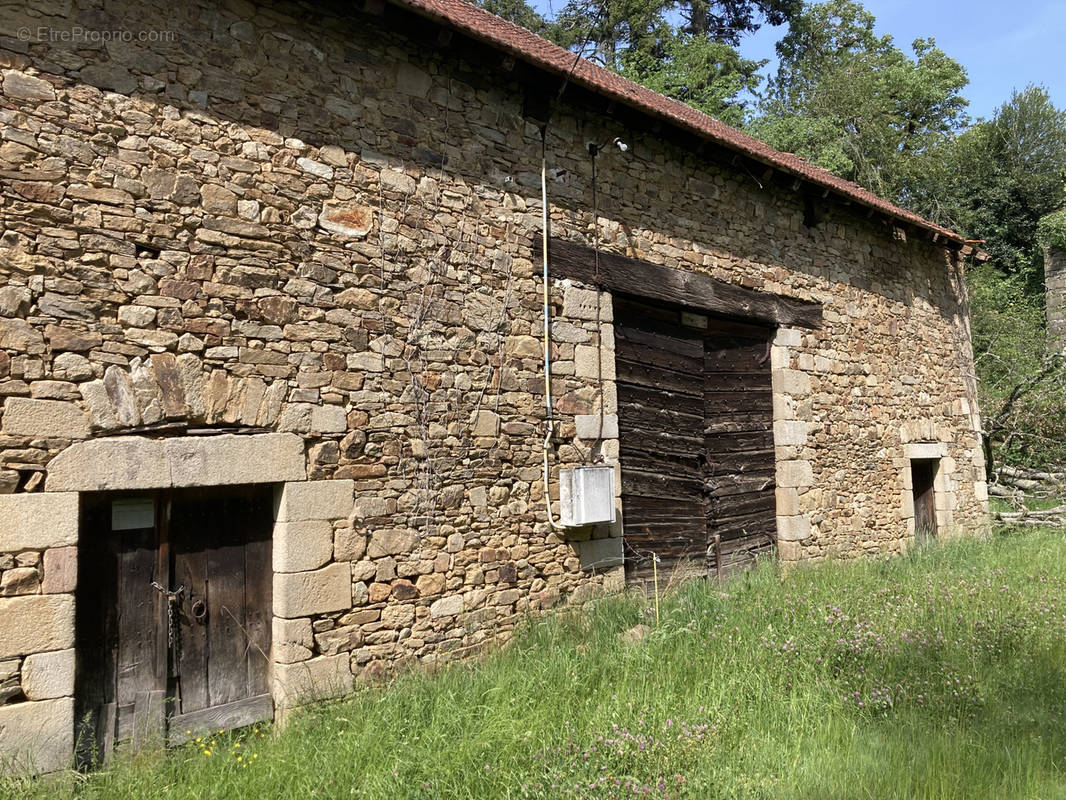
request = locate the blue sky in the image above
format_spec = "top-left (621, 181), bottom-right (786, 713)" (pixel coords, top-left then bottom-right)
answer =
top-left (534, 0), bottom-right (1066, 121)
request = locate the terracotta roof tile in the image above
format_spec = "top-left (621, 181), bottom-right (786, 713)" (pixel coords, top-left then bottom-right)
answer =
top-left (389, 0), bottom-right (964, 245)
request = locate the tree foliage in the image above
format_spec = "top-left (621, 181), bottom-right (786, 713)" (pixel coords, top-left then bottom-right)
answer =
top-left (749, 0), bottom-right (969, 202)
top-left (932, 87), bottom-right (1066, 280)
top-left (616, 33), bottom-right (764, 125)
top-left (965, 263), bottom-right (1066, 471)
top-left (476, 0), bottom-right (549, 33)
top-left (473, 0), bottom-right (800, 121)
top-left (679, 0), bottom-right (799, 44)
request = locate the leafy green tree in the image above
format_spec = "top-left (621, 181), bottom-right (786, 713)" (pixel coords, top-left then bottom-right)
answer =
top-left (550, 0), bottom-right (671, 70)
top-left (749, 0), bottom-right (969, 202)
top-left (933, 91), bottom-right (1066, 474)
top-left (542, 0), bottom-right (800, 118)
top-left (618, 33), bottom-right (763, 123)
top-left (934, 86), bottom-right (1066, 281)
top-left (680, 0), bottom-right (800, 44)
top-left (965, 262), bottom-right (1066, 471)
top-left (476, 0), bottom-right (549, 33)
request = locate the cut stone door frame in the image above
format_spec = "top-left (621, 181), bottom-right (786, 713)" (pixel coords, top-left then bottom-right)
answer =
top-left (900, 439), bottom-right (957, 538)
top-left (536, 238), bottom-right (824, 567)
top-left (0, 432), bottom-right (357, 775)
top-left (557, 290), bottom-right (820, 568)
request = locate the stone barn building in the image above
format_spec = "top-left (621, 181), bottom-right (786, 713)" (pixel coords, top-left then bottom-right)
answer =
top-left (0, 0), bottom-right (988, 774)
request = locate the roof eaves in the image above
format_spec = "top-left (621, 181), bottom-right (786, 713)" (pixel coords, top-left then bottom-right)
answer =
top-left (387, 0), bottom-right (965, 246)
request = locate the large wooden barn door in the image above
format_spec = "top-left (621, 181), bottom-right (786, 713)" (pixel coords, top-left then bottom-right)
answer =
top-left (76, 485), bottom-right (273, 761)
top-left (615, 299), bottom-right (708, 587)
top-left (703, 321), bottom-right (777, 573)
top-left (615, 296), bottom-right (776, 588)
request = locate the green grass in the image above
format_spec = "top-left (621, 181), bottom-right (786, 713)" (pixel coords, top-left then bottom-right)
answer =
top-left (990, 494), bottom-right (1066, 514)
top-left (8, 528), bottom-right (1066, 799)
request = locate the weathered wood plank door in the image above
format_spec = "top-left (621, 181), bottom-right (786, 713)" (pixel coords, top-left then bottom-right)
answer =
top-left (911, 459), bottom-right (938, 542)
top-left (76, 485), bottom-right (273, 760)
top-left (615, 296), bottom-right (776, 588)
top-left (169, 486), bottom-right (274, 742)
top-left (615, 298), bottom-right (708, 588)
top-left (704, 321), bottom-right (777, 575)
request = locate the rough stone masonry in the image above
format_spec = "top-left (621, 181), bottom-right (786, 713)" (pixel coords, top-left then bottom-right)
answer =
top-left (0, 0), bottom-right (987, 774)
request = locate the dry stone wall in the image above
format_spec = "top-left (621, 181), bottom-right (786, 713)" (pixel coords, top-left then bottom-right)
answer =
top-left (0, 0), bottom-right (987, 770)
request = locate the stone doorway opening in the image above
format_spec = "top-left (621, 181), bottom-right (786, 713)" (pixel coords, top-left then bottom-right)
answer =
top-left (74, 485), bottom-right (273, 763)
top-left (911, 459), bottom-right (940, 542)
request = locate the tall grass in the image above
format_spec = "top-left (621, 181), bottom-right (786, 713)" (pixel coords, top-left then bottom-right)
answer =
top-left (6, 528), bottom-right (1066, 799)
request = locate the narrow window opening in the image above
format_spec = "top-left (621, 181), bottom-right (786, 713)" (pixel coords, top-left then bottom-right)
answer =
top-left (911, 458), bottom-right (939, 541)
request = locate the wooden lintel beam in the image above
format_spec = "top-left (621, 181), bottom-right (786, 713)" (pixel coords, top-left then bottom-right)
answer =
top-left (533, 238), bottom-right (822, 330)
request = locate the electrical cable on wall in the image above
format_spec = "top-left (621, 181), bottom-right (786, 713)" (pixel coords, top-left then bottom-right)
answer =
top-left (539, 126), bottom-right (564, 530)
top-left (535, 20), bottom-right (604, 531)
top-left (587, 137), bottom-right (628, 457)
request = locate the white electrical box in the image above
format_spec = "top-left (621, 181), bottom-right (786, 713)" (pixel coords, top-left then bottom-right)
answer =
top-left (559, 465), bottom-right (616, 527)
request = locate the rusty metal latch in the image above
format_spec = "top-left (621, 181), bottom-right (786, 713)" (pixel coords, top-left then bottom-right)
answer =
top-left (150, 581), bottom-right (185, 671)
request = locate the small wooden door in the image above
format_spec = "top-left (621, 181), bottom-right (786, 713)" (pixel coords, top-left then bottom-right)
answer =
top-left (76, 485), bottom-right (273, 761)
top-left (912, 459), bottom-right (938, 541)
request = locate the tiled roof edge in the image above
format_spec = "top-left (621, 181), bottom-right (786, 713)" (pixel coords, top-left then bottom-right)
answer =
top-left (387, 0), bottom-right (966, 246)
